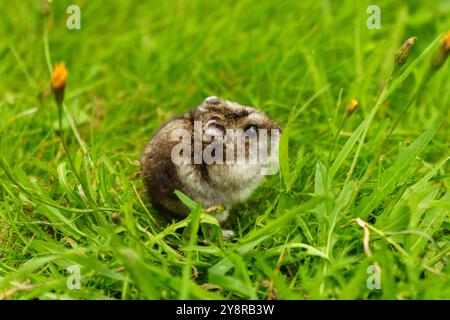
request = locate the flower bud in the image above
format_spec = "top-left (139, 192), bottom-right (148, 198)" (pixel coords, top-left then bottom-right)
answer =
top-left (346, 99), bottom-right (359, 116)
top-left (394, 37), bottom-right (417, 67)
top-left (51, 62), bottom-right (68, 105)
top-left (431, 31), bottom-right (450, 70)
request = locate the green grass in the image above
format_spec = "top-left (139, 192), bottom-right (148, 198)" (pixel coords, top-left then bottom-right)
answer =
top-left (0, 0), bottom-right (449, 299)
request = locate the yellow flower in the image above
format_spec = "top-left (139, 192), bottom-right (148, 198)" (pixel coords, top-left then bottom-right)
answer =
top-left (51, 62), bottom-right (68, 90)
top-left (346, 99), bottom-right (358, 116)
top-left (442, 31), bottom-right (450, 53)
top-left (51, 62), bottom-right (68, 105)
top-left (431, 31), bottom-right (450, 70)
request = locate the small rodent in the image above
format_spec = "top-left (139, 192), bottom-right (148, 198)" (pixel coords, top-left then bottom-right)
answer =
top-left (140, 96), bottom-right (282, 221)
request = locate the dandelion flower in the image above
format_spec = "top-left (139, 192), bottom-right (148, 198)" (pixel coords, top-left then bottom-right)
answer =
top-left (346, 99), bottom-right (358, 116)
top-left (431, 31), bottom-right (450, 70)
top-left (52, 62), bottom-right (68, 90)
top-left (51, 62), bottom-right (68, 105)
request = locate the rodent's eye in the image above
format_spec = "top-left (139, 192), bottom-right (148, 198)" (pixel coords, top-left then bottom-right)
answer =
top-left (244, 124), bottom-right (259, 138)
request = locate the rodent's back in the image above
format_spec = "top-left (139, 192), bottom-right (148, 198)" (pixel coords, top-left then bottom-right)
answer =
top-left (140, 115), bottom-right (193, 217)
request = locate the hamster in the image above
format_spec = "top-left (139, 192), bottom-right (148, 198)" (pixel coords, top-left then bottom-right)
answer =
top-left (140, 96), bottom-right (282, 221)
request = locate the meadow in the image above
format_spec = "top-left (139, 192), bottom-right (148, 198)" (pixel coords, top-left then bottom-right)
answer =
top-left (0, 0), bottom-right (449, 299)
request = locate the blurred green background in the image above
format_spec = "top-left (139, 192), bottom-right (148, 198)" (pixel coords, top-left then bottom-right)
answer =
top-left (0, 0), bottom-right (449, 299)
top-left (1, 0), bottom-right (448, 161)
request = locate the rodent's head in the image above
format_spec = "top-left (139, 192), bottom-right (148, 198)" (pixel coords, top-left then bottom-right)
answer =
top-left (192, 96), bottom-right (282, 136)
top-left (187, 96), bottom-right (282, 179)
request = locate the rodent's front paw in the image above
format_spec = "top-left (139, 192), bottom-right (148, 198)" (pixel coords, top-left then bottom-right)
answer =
top-left (208, 208), bottom-right (229, 223)
top-left (221, 229), bottom-right (236, 239)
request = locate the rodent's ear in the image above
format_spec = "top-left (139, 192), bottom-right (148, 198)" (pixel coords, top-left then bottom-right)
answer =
top-left (204, 117), bottom-right (225, 137)
top-left (204, 96), bottom-right (221, 105)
